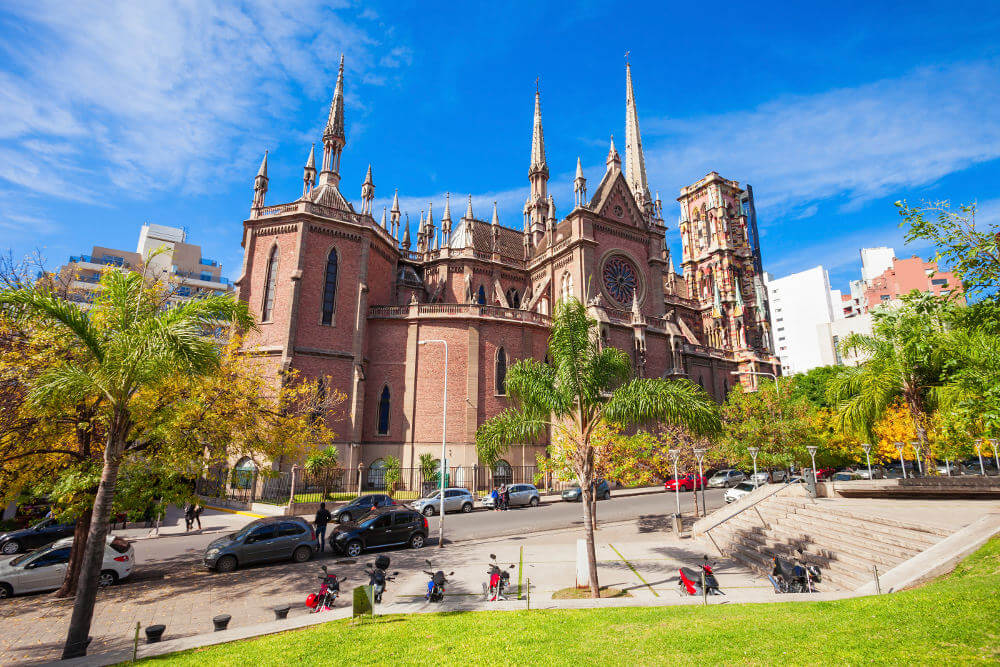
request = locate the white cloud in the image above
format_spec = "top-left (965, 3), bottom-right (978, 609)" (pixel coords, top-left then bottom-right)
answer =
top-left (0, 1), bottom-right (397, 199)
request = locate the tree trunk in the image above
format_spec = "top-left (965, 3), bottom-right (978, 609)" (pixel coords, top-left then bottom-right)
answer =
top-left (53, 508), bottom-right (93, 599)
top-left (590, 490), bottom-right (598, 531)
top-left (62, 436), bottom-right (124, 659)
top-left (906, 394), bottom-right (933, 473)
top-left (692, 482), bottom-right (700, 517)
top-left (579, 482), bottom-right (600, 598)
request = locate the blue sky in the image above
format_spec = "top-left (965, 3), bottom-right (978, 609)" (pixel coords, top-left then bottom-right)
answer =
top-left (1, 1), bottom-right (998, 293)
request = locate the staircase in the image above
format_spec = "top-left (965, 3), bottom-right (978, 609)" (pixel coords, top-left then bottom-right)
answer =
top-left (695, 484), bottom-right (954, 590)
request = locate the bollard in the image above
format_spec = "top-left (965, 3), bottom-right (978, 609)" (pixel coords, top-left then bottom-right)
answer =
top-left (274, 605), bottom-right (291, 620)
top-left (873, 565), bottom-right (882, 595)
top-left (133, 622), bottom-right (140, 662)
top-left (212, 614), bottom-right (231, 632)
top-left (145, 624), bottom-right (166, 644)
top-left (701, 571), bottom-right (707, 606)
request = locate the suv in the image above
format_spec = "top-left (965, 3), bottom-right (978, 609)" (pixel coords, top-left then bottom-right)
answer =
top-left (411, 488), bottom-right (475, 516)
top-left (332, 495), bottom-right (397, 523)
top-left (331, 508), bottom-right (427, 557)
top-left (204, 517), bottom-right (317, 573)
top-left (482, 484), bottom-right (541, 508)
top-left (561, 479), bottom-right (611, 502)
top-left (708, 469), bottom-right (745, 488)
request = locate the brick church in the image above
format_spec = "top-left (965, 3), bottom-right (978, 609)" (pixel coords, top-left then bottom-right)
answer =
top-left (236, 57), bottom-right (779, 479)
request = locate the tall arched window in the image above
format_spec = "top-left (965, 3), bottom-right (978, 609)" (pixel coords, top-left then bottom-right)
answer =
top-left (495, 347), bottom-right (507, 395)
top-left (560, 272), bottom-right (573, 302)
top-left (262, 246), bottom-right (278, 321)
top-left (321, 248), bottom-right (338, 325)
top-left (377, 385), bottom-right (390, 435)
top-left (477, 284), bottom-right (487, 305)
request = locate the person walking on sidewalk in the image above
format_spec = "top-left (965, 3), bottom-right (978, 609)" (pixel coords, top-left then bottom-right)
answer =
top-left (183, 503), bottom-right (196, 531)
top-left (192, 503), bottom-right (203, 531)
top-left (315, 502), bottom-right (332, 552)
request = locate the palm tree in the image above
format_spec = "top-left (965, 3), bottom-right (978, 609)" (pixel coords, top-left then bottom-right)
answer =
top-left (0, 270), bottom-right (252, 658)
top-left (828, 292), bottom-right (950, 461)
top-left (476, 299), bottom-right (720, 597)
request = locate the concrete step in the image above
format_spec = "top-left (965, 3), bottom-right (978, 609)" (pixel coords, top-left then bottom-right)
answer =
top-left (768, 498), bottom-right (951, 539)
top-left (725, 542), bottom-right (863, 591)
top-left (760, 501), bottom-right (944, 549)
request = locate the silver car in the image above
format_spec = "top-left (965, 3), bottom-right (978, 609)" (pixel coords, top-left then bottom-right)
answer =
top-left (0, 535), bottom-right (134, 599)
top-left (482, 484), bottom-right (541, 509)
top-left (411, 488), bottom-right (476, 517)
top-left (708, 469), bottom-right (745, 488)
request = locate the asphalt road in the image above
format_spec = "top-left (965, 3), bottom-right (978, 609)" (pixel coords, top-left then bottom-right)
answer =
top-left (133, 488), bottom-right (728, 566)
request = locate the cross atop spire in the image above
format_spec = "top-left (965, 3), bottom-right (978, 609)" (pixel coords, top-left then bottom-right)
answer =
top-left (325, 55), bottom-right (346, 142)
top-left (625, 61), bottom-right (651, 207)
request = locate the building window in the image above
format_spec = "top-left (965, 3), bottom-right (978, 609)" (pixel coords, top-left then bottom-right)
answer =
top-left (560, 271), bottom-right (574, 302)
top-left (495, 347), bottom-right (507, 395)
top-left (231, 457), bottom-right (257, 490)
top-left (376, 385), bottom-right (390, 435)
top-left (931, 278), bottom-right (948, 286)
top-left (367, 459), bottom-right (387, 490)
top-left (321, 248), bottom-right (338, 325)
top-left (262, 246), bottom-right (278, 321)
top-left (477, 284), bottom-right (487, 305)
top-left (506, 287), bottom-right (521, 309)
top-left (492, 459), bottom-right (512, 486)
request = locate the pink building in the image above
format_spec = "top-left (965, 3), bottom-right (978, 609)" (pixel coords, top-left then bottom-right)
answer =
top-left (862, 255), bottom-right (964, 310)
top-left (235, 59), bottom-right (778, 476)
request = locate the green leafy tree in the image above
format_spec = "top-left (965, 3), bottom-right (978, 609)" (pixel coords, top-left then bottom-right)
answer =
top-left (0, 270), bottom-right (252, 659)
top-left (383, 455), bottom-right (402, 497)
top-left (419, 453), bottom-right (440, 481)
top-left (721, 379), bottom-right (819, 472)
top-left (786, 366), bottom-right (847, 409)
top-left (476, 299), bottom-right (720, 598)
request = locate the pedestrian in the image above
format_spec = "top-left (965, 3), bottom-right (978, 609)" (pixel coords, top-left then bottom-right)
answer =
top-left (315, 502), bottom-right (332, 552)
top-left (192, 503), bottom-right (203, 531)
top-left (490, 486), bottom-right (500, 511)
top-left (183, 502), bottom-right (195, 532)
top-left (502, 485), bottom-right (511, 511)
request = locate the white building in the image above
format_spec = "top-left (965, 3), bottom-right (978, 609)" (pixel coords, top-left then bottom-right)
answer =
top-left (818, 312), bottom-right (874, 367)
top-left (860, 246), bottom-right (895, 282)
top-left (765, 266), bottom-right (836, 375)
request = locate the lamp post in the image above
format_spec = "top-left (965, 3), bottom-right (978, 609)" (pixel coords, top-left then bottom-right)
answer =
top-left (806, 445), bottom-right (818, 486)
top-left (909, 440), bottom-right (923, 477)
top-left (668, 448), bottom-right (681, 516)
top-left (861, 443), bottom-right (873, 481)
top-left (894, 442), bottom-right (907, 479)
top-left (975, 439), bottom-right (986, 477)
top-left (418, 339), bottom-right (448, 548)
top-left (693, 448), bottom-right (707, 517)
top-left (747, 446), bottom-right (760, 489)
top-left (991, 439), bottom-right (1000, 476)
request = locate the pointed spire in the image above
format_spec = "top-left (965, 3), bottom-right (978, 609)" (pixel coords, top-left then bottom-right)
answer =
top-left (574, 156), bottom-right (588, 207)
top-left (530, 85), bottom-right (546, 171)
top-left (319, 55), bottom-right (347, 185)
top-left (465, 194), bottom-right (474, 220)
top-left (401, 214), bottom-right (411, 250)
top-left (606, 134), bottom-right (621, 170)
top-left (253, 150), bottom-right (268, 210)
top-left (325, 55), bottom-right (346, 141)
top-left (390, 188), bottom-right (401, 239)
top-left (363, 163), bottom-right (374, 185)
top-left (441, 191), bottom-right (453, 240)
top-left (302, 144), bottom-right (317, 196)
top-left (491, 201), bottom-right (499, 226)
top-left (306, 143), bottom-right (316, 170)
top-left (380, 206), bottom-right (387, 229)
top-left (575, 156), bottom-right (584, 180)
top-left (624, 60), bottom-right (650, 205)
top-left (390, 188), bottom-right (400, 214)
top-left (360, 163), bottom-right (375, 215)
top-left (546, 195), bottom-right (556, 225)
top-left (257, 150), bottom-right (268, 179)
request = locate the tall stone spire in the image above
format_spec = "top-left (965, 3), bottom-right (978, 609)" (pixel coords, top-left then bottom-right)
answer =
top-left (463, 194), bottom-right (475, 248)
top-left (360, 164), bottom-right (374, 215)
top-left (416, 209), bottom-right (425, 253)
top-left (442, 192), bottom-right (453, 241)
top-left (302, 143), bottom-right (316, 196)
top-left (380, 206), bottom-right (387, 230)
top-left (252, 150), bottom-right (268, 211)
top-left (606, 134), bottom-right (621, 171)
top-left (529, 83), bottom-right (549, 246)
top-left (624, 60), bottom-right (651, 211)
top-left (320, 55), bottom-right (347, 187)
top-left (390, 188), bottom-right (401, 238)
top-left (401, 213), bottom-right (411, 250)
top-left (464, 194), bottom-right (474, 221)
top-left (574, 157), bottom-right (587, 207)
top-left (491, 201), bottom-right (500, 252)
top-left (424, 203), bottom-right (435, 256)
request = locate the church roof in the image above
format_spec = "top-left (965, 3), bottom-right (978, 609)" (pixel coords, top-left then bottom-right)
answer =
top-left (448, 218), bottom-right (524, 259)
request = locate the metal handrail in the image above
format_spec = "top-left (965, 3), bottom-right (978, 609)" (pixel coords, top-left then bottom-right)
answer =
top-left (698, 480), bottom-right (799, 535)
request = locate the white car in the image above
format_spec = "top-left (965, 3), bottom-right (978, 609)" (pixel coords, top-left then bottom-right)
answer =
top-left (724, 481), bottom-right (757, 504)
top-left (0, 535), bottom-right (134, 599)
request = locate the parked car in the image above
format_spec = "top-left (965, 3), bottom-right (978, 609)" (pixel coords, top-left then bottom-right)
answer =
top-left (724, 481), bottom-right (757, 504)
top-left (411, 488), bottom-right (476, 517)
top-left (0, 517), bottom-right (77, 556)
top-left (332, 494), bottom-right (397, 523)
top-left (747, 472), bottom-right (770, 486)
top-left (482, 484), bottom-right (541, 508)
top-left (664, 474), bottom-right (705, 492)
top-left (831, 471), bottom-right (863, 482)
top-left (561, 479), bottom-right (611, 502)
top-left (769, 469), bottom-right (788, 483)
top-left (331, 508), bottom-right (427, 557)
top-left (204, 517), bottom-right (317, 573)
top-left (855, 466), bottom-right (886, 480)
top-left (707, 470), bottom-right (745, 488)
top-left (0, 535), bottom-right (133, 599)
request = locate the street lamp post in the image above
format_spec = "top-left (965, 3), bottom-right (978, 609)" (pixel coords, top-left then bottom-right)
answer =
top-left (975, 439), bottom-right (986, 477)
top-left (861, 443), bottom-right (873, 481)
top-left (747, 446), bottom-right (760, 489)
top-left (668, 448), bottom-right (681, 533)
top-left (806, 445), bottom-right (819, 487)
top-left (991, 439), bottom-right (1000, 476)
top-left (910, 440), bottom-right (923, 477)
top-left (693, 448), bottom-right (707, 517)
top-left (419, 339), bottom-right (448, 549)
top-left (894, 442), bottom-right (907, 479)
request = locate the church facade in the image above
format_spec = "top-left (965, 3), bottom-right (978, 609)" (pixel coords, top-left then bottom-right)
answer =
top-left (235, 57), bottom-right (779, 477)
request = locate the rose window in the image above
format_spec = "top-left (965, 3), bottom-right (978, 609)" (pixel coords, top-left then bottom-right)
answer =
top-left (602, 256), bottom-right (639, 305)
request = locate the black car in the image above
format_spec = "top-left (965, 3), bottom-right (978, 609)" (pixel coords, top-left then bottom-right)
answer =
top-left (0, 518), bottom-right (76, 555)
top-left (332, 495), bottom-right (397, 523)
top-left (331, 508), bottom-right (427, 557)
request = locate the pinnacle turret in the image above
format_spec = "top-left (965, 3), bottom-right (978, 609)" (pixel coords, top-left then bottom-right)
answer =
top-left (574, 156), bottom-right (587, 207)
top-left (390, 188), bottom-right (401, 238)
top-left (252, 150), bottom-right (268, 210)
top-left (530, 87), bottom-right (547, 173)
top-left (464, 194), bottom-right (474, 221)
top-left (319, 55), bottom-right (347, 187)
top-left (401, 214), bottom-right (411, 250)
top-left (624, 61), bottom-right (651, 207)
top-left (380, 206), bottom-right (387, 230)
top-left (361, 164), bottom-right (374, 215)
top-left (302, 143), bottom-right (316, 196)
top-left (442, 192), bottom-right (453, 239)
top-left (606, 134), bottom-right (621, 171)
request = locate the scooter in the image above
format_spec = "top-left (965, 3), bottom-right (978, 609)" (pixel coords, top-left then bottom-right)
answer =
top-left (365, 554), bottom-right (399, 604)
top-left (306, 565), bottom-right (345, 612)
top-left (769, 549), bottom-right (822, 593)
top-left (483, 553), bottom-right (516, 601)
top-left (678, 556), bottom-right (723, 596)
top-left (423, 560), bottom-right (455, 603)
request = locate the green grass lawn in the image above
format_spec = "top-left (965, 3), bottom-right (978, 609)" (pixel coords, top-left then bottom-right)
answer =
top-left (144, 537), bottom-right (1000, 665)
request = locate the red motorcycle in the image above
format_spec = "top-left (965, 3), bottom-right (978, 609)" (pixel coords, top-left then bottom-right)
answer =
top-left (306, 565), bottom-right (344, 613)
top-left (678, 557), bottom-right (723, 596)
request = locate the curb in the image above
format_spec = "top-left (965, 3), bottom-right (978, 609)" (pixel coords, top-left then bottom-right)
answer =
top-left (202, 505), bottom-right (268, 519)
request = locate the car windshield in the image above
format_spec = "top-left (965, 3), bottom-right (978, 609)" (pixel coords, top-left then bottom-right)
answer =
top-left (30, 518), bottom-right (54, 530)
top-left (735, 482), bottom-right (755, 491)
top-left (423, 491), bottom-right (440, 500)
top-left (230, 521), bottom-right (265, 541)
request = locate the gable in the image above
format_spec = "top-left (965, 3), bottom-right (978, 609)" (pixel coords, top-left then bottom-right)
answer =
top-left (590, 170), bottom-right (645, 228)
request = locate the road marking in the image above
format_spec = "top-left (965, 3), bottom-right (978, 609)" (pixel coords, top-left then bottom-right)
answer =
top-left (609, 543), bottom-right (659, 597)
top-left (202, 505), bottom-right (267, 518)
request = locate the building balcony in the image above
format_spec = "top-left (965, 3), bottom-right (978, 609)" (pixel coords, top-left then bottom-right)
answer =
top-left (199, 258), bottom-right (219, 267)
top-left (68, 255), bottom-right (130, 270)
top-left (368, 303), bottom-right (552, 327)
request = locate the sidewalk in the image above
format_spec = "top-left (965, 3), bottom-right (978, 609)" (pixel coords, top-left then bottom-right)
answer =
top-left (109, 505), bottom-right (251, 541)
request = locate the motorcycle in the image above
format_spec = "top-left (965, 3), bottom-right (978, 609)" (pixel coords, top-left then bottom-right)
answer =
top-left (483, 553), bottom-right (516, 601)
top-left (365, 554), bottom-right (399, 604)
top-left (423, 559), bottom-right (455, 603)
top-left (769, 549), bottom-right (822, 594)
top-left (678, 556), bottom-right (723, 596)
top-left (306, 565), bottom-right (345, 613)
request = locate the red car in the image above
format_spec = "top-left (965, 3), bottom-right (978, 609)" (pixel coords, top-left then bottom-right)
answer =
top-left (664, 474), bottom-right (706, 491)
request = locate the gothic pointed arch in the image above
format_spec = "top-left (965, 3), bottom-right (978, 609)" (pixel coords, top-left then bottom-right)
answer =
top-left (495, 347), bottom-right (507, 395)
top-left (262, 244), bottom-right (279, 322)
top-left (321, 247), bottom-right (338, 325)
top-left (376, 384), bottom-right (390, 435)
top-left (477, 284), bottom-right (487, 305)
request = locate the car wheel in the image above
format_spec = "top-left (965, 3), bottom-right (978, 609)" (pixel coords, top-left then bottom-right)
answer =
top-left (409, 533), bottom-right (425, 549)
top-left (98, 570), bottom-right (118, 587)
top-left (292, 546), bottom-right (312, 563)
top-left (339, 512), bottom-right (351, 523)
top-left (215, 555), bottom-right (237, 573)
top-left (422, 505), bottom-right (436, 517)
top-left (0, 541), bottom-right (20, 555)
top-left (345, 540), bottom-right (363, 558)
top-left (461, 502), bottom-right (473, 513)
top-left (528, 497), bottom-right (539, 507)
top-left (0, 583), bottom-right (11, 599)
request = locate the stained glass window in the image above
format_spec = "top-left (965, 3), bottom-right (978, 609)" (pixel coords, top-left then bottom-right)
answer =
top-left (321, 249), bottom-right (338, 325)
top-left (262, 246), bottom-right (278, 321)
top-left (602, 256), bottom-right (638, 305)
